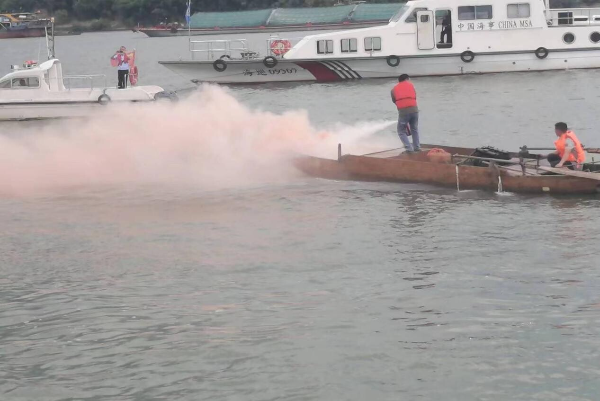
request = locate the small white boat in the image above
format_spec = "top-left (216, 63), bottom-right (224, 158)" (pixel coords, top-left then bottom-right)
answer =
top-left (159, 0), bottom-right (600, 84)
top-left (0, 59), bottom-right (170, 121)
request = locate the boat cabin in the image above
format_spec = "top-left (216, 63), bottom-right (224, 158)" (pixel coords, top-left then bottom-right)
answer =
top-left (283, 0), bottom-right (600, 59)
top-left (0, 59), bottom-right (67, 95)
top-left (0, 12), bottom-right (50, 29)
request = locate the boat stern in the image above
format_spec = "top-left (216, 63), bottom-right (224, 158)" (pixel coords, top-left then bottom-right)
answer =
top-left (293, 155), bottom-right (351, 181)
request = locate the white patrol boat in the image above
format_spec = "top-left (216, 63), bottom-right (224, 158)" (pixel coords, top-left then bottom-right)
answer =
top-left (159, 0), bottom-right (600, 83)
top-left (0, 59), bottom-right (169, 121)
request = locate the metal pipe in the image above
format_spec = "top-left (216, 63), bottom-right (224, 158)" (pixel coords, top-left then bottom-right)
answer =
top-left (451, 154), bottom-right (536, 165)
top-left (361, 147), bottom-right (403, 156)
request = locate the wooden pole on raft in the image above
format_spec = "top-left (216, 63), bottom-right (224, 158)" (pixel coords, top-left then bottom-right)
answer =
top-left (451, 154), bottom-right (538, 165)
top-left (521, 146), bottom-right (600, 154)
top-left (536, 166), bottom-right (600, 181)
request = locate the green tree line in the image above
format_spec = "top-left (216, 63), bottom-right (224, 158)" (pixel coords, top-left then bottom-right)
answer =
top-left (1, 0), bottom-right (598, 26)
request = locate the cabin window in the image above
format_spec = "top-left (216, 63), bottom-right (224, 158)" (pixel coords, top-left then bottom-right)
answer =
top-left (406, 8), bottom-right (428, 23)
top-left (557, 12), bottom-right (573, 25)
top-left (391, 5), bottom-right (410, 22)
top-left (563, 32), bottom-right (575, 44)
top-left (316, 40), bottom-right (334, 54)
top-left (10, 77), bottom-right (40, 88)
top-left (0, 79), bottom-right (10, 88)
top-left (458, 5), bottom-right (493, 20)
top-left (364, 37), bottom-right (382, 51)
top-left (341, 38), bottom-right (358, 53)
top-left (507, 3), bottom-right (530, 18)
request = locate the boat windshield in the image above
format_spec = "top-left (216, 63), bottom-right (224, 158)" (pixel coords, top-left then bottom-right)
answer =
top-left (390, 5), bottom-right (410, 22)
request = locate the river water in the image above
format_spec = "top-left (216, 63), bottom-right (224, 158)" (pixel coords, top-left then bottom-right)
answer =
top-left (1, 31), bottom-right (600, 401)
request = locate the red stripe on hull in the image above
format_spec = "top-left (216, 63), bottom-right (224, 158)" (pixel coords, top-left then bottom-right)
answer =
top-left (295, 61), bottom-right (342, 82)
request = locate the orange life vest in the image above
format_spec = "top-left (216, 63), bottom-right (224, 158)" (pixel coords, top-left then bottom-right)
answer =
top-left (554, 130), bottom-right (585, 164)
top-left (392, 81), bottom-right (417, 109)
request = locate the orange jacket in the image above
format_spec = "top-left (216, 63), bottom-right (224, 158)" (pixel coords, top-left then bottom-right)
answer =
top-left (391, 81), bottom-right (417, 109)
top-left (554, 130), bottom-right (585, 164)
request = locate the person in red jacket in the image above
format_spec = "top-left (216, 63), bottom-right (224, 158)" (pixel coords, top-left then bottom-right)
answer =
top-left (391, 74), bottom-right (420, 152)
top-left (112, 46), bottom-right (130, 89)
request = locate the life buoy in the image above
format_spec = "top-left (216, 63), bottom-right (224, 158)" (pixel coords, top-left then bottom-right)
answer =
top-left (535, 47), bottom-right (549, 59)
top-left (263, 56), bottom-right (278, 68)
top-left (129, 66), bottom-right (138, 86)
top-left (460, 51), bottom-right (475, 63)
top-left (98, 94), bottom-right (111, 105)
top-left (270, 40), bottom-right (292, 56)
top-left (213, 59), bottom-right (227, 72)
top-left (427, 148), bottom-right (451, 163)
top-left (386, 55), bottom-right (400, 67)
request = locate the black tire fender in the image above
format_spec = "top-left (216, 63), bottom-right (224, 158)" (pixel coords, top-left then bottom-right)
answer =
top-left (460, 50), bottom-right (475, 63)
top-left (98, 94), bottom-right (111, 105)
top-left (213, 59), bottom-right (227, 72)
top-left (386, 55), bottom-right (400, 67)
top-left (263, 56), bottom-right (278, 68)
top-left (170, 26), bottom-right (177, 34)
top-left (535, 47), bottom-right (549, 59)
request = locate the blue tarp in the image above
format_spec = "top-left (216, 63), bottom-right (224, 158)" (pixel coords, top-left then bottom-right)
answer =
top-left (189, 3), bottom-right (404, 29)
top-left (268, 5), bottom-right (354, 26)
top-left (189, 9), bottom-right (272, 28)
top-left (351, 3), bottom-right (405, 22)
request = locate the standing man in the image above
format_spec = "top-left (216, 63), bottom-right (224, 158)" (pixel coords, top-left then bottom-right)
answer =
top-left (440, 13), bottom-right (452, 44)
top-left (112, 46), bottom-right (130, 89)
top-left (391, 74), bottom-right (420, 152)
top-left (547, 122), bottom-right (585, 169)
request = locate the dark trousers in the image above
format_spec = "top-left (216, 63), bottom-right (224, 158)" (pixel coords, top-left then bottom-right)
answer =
top-left (547, 153), bottom-right (573, 169)
top-left (118, 69), bottom-right (129, 89)
top-left (441, 27), bottom-right (452, 44)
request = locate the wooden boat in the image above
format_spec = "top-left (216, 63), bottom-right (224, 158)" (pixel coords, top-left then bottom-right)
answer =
top-left (294, 144), bottom-right (600, 195)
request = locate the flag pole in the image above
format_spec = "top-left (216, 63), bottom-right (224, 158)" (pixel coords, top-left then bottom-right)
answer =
top-left (187, 0), bottom-right (191, 38)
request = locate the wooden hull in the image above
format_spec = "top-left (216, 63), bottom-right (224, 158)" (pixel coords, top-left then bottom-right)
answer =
top-left (294, 148), bottom-right (600, 195)
top-left (0, 27), bottom-right (46, 39)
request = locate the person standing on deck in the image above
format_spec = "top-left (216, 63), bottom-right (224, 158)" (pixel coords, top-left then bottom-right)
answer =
top-left (440, 14), bottom-right (452, 44)
top-left (391, 74), bottom-right (420, 153)
top-left (112, 46), bottom-right (130, 89)
top-left (547, 122), bottom-right (585, 170)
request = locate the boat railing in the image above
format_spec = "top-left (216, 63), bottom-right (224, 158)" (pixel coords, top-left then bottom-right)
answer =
top-left (189, 39), bottom-right (249, 60)
top-left (265, 36), bottom-right (303, 58)
top-left (61, 74), bottom-right (108, 90)
top-left (546, 7), bottom-right (600, 26)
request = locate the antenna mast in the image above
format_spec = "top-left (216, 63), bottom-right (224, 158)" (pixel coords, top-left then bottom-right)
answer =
top-left (45, 17), bottom-right (55, 59)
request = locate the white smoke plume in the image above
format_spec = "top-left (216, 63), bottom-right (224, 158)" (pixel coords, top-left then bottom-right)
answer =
top-left (0, 85), bottom-right (395, 196)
